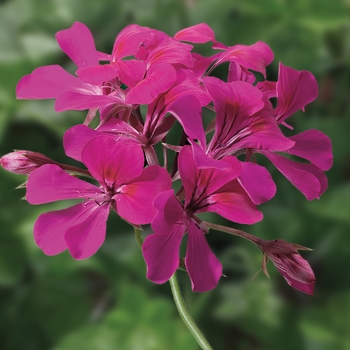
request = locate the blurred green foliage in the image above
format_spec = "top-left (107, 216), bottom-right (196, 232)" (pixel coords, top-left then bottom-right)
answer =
top-left (1, 0), bottom-right (350, 349)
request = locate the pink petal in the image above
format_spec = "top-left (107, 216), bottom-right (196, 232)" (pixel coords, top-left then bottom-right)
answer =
top-left (215, 41), bottom-right (274, 78)
top-left (179, 146), bottom-right (241, 208)
top-left (33, 201), bottom-right (100, 256)
top-left (126, 63), bottom-right (176, 105)
top-left (206, 179), bottom-right (263, 224)
top-left (142, 226), bottom-right (184, 284)
top-left (16, 65), bottom-right (87, 99)
top-left (288, 129), bottom-right (333, 171)
top-left (81, 136), bottom-right (144, 189)
top-left (237, 162), bottom-right (276, 205)
top-left (64, 202), bottom-right (110, 259)
top-left (262, 152), bottom-right (322, 200)
top-left (256, 80), bottom-right (277, 98)
top-left (64, 124), bottom-right (103, 162)
top-left (203, 78), bottom-right (295, 154)
top-left (111, 24), bottom-right (156, 61)
top-left (174, 23), bottom-right (215, 43)
top-left (77, 64), bottom-right (119, 85)
top-left (114, 165), bottom-right (172, 225)
top-left (191, 53), bottom-right (220, 78)
top-left (151, 190), bottom-right (185, 234)
top-left (146, 37), bottom-right (194, 67)
top-left (275, 62), bottom-right (318, 124)
top-left (114, 60), bottom-right (146, 88)
top-left (190, 141), bottom-right (235, 170)
top-left (185, 219), bottom-right (222, 292)
top-left (55, 91), bottom-right (122, 112)
top-left (55, 22), bottom-right (99, 68)
top-left (167, 95), bottom-right (206, 148)
top-left (26, 164), bottom-right (99, 204)
top-left (228, 61), bottom-right (256, 83)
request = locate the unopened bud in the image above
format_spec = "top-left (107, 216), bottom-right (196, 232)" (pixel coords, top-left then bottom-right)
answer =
top-left (0, 150), bottom-right (55, 175)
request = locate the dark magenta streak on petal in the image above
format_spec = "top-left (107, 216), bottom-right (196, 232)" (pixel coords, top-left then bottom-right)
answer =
top-left (81, 136), bottom-right (144, 190)
top-left (64, 124), bottom-right (103, 162)
top-left (34, 201), bottom-right (100, 256)
top-left (65, 202), bottom-right (110, 259)
top-left (16, 65), bottom-right (86, 99)
top-left (55, 22), bottom-right (99, 68)
top-left (185, 219), bottom-right (222, 292)
top-left (26, 164), bottom-right (99, 204)
top-left (142, 224), bottom-right (184, 284)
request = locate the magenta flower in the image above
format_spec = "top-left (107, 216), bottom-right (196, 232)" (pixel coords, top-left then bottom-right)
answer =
top-left (26, 136), bottom-right (171, 259)
top-left (142, 146), bottom-right (263, 292)
top-left (258, 63), bottom-right (333, 199)
top-left (257, 239), bottom-right (315, 295)
top-left (16, 22), bottom-right (130, 114)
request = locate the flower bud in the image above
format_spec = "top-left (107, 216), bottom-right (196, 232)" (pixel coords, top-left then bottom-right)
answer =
top-left (0, 150), bottom-right (55, 175)
top-left (258, 239), bottom-right (315, 295)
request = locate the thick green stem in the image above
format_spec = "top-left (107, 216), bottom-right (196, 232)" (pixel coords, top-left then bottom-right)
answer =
top-left (133, 227), bottom-right (212, 349)
top-left (169, 273), bottom-right (213, 350)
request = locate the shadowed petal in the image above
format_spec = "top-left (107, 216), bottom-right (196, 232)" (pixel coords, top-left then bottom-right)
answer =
top-left (151, 190), bottom-right (184, 234)
top-left (185, 219), bottom-right (222, 292)
top-left (64, 202), bottom-right (110, 259)
top-left (142, 224), bottom-right (185, 284)
top-left (55, 22), bottom-right (99, 68)
top-left (26, 164), bottom-right (99, 204)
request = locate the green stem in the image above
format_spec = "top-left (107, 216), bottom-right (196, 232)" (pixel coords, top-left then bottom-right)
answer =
top-left (169, 273), bottom-right (213, 350)
top-left (133, 227), bottom-right (212, 349)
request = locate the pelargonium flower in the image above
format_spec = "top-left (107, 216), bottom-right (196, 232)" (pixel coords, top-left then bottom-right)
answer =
top-left (258, 63), bottom-right (333, 200)
top-left (142, 146), bottom-right (263, 292)
top-left (26, 136), bottom-right (171, 259)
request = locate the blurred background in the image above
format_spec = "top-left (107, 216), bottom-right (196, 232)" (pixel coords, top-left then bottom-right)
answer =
top-left (0, 0), bottom-right (350, 349)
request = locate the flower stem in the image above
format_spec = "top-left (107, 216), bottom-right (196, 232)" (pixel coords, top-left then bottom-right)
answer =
top-left (133, 227), bottom-right (212, 349)
top-left (169, 272), bottom-right (213, 350)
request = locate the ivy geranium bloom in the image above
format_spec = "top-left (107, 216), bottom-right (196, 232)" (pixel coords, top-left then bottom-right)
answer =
top-left (26, 136), bottom-right (171, 259)
top-left (258, 63), bottom-right (333, 199)
top-left (142, 146), bottom-right (262, 292)
top-left (16, 22), bottom-right (129, 114)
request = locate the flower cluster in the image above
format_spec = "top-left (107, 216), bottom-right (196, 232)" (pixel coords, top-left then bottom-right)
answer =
top-left (1, 22), bottom-right (332, 294)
